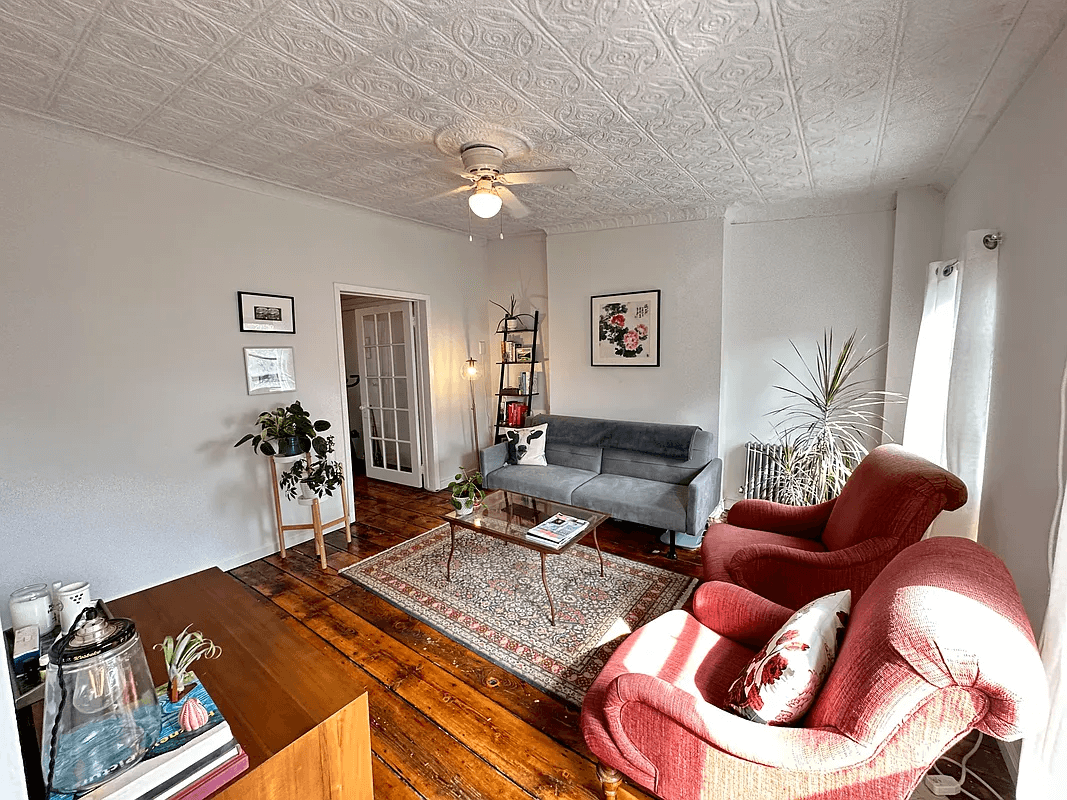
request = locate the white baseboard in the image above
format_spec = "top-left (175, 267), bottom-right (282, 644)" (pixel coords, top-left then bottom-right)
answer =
top-left (218, 529), bottom-right (319, 573)
top-left (998, 739), bottom-right (1021, 783)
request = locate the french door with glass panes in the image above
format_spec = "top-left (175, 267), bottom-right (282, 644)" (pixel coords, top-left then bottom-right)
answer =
top-left (353, 302), bottom-right (423, 487)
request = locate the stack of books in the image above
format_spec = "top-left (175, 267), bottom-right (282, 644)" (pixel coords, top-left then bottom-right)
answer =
top-left (50, 675), bottom-right (247, 800)
top-left (526, 513), bottom-right (590, 549)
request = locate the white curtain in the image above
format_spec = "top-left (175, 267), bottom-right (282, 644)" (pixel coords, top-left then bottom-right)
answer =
top-left (902, 230), bottom-right (999, 539)
top-left (1016, 355), bottom-right (1067, 798)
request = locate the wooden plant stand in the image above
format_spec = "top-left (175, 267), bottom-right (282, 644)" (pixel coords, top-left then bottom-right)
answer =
top-left (269, 455), bottom-right (352, 569)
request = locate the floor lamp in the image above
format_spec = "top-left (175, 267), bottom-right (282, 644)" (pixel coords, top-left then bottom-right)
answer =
top-left (465, 357), bottom-right (480, 453)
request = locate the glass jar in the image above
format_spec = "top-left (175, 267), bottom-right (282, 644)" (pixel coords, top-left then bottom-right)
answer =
top-left (41, 608), bottom-right (161, 794)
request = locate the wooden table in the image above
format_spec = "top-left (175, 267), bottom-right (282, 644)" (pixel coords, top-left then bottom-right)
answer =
top-left (105, 568), bottom-right (373, 800)
top-left (441, 490), bottom-right (610, 626)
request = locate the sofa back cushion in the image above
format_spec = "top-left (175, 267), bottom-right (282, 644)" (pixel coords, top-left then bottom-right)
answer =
top-left (601, 430), bottom-right (715, 484)
top-left (545, 441), bottom-right (603, 472)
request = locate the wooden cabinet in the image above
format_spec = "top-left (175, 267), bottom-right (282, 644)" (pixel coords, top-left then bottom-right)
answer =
top-left (105, 568), bottom-right (373, 799)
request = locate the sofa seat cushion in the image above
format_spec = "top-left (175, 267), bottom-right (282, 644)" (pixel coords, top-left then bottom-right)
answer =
top-left (571, 474), bottom-right (688, 531)
top-left (485, 464), bottom-right (598, 505)
top-left (701, 523), bottom-right (827, 583)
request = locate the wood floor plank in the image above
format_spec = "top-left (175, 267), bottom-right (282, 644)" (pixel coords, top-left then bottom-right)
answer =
top-left (232, 562), bottom-right (533, 800)
top-left (334, 583), bottom-right (589, 758)
top-left (239, 562), bottom-right (613, 800)
top-left (372, 752), bottom-right (425, 800)
top-left (265, 549), bottom-right (353, 595)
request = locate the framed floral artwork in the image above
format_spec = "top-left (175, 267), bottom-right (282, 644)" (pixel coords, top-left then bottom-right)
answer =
top-left (590, 290), bottom-right (660, 366)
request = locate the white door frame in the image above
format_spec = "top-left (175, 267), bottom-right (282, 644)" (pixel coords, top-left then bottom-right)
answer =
top-left (334, 283), bottom-right (442, 492)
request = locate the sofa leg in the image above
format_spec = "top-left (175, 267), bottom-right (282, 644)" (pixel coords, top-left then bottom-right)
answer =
top-left (667, 529), bottom-right (677, 559)
top-left (596, 763), bottom-right (623, 800)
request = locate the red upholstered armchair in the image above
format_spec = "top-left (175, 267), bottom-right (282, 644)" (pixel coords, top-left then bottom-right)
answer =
top-left (702, 444), bottom-right (968, 608)
top-left (581, 538), bottom-right (1048, 800)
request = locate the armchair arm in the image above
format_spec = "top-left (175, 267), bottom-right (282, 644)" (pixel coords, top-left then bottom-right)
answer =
top-left (728, 537), bottom-right (899, 608)
top-left (603, 672), bottom-right (869, 773)
top-left (686, 457), bottom-right (723, 538)
top-left (726, 497), bottom-right (837, 540)
top-left (690, 582), bottom-right (794, 647)
top-left (480, 442), bottom-right (508, 482)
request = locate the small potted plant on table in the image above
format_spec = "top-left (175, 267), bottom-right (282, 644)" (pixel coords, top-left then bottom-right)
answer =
top-left (448, 469), bottom-right (484, 516)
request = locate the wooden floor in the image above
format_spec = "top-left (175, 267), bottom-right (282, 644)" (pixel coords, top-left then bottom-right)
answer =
top-left (229, 477), bottom-right (1013, 800)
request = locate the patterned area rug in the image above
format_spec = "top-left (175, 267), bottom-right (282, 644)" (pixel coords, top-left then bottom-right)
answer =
top-left (339, 524), bottom-right (697, 707)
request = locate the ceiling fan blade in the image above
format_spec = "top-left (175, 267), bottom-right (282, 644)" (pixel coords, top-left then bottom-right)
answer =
top-left (496, 185), bottom-right (530, 218)
top-left (500, 168), bottom-right (577, 186)
top-left (415, 184), bottom-right (472, 205)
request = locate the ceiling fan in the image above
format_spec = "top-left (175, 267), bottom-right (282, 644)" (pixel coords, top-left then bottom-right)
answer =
top-left (436, 143), bottom-right (578, 219)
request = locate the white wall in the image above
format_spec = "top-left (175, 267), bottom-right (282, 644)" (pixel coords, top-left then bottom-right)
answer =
top-left (883, 186), bottom-right (945, 444)
top-left (942, 25), bottom-right (1067, 632)
top-left (0, 121), bottom-right (487, 622)
top-left (487, 233), bottom-right (550, 434)
top-left (545, 220), bottom-right (724, 436)
top-left (720, 206), bottom-right (896, 503)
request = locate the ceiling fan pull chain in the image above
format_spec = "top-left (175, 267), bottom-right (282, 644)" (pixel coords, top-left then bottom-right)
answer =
top-left (468, 205), bottom-right (473, 243)
top-left (499, 212), bottom-right (504, 240)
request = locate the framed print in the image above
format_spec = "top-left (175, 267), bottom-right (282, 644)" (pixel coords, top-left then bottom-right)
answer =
top-left (238, 291), bottom-right (295, 333)
top-left (591, 290), bottom-right (660, 366)
top-left (244, 347), bottom-right (296, 395)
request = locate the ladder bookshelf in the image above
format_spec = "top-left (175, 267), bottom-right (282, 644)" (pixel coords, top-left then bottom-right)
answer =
top-left (493, 309), bottom-right (540, 443)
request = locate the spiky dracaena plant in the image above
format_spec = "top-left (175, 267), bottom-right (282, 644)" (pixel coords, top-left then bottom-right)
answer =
top-left (155, 626), bottom-right (223, 702)
top-left (767, 330), bottom-right (900, 506)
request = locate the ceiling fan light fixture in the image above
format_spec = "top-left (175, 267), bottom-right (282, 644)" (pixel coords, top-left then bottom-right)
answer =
top-left (468, 185), bottom-right (502, 218)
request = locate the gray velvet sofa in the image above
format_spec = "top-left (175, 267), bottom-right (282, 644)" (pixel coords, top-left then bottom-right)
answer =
top-left (479, 414), bottom-right (723, 551)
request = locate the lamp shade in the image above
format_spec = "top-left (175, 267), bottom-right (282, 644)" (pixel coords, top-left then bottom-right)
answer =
top-left (468, 187), bottom-right (502, 219)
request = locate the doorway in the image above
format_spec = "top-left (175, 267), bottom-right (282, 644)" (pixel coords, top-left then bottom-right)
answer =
top-left (335, 285), bottom-right (439, 495)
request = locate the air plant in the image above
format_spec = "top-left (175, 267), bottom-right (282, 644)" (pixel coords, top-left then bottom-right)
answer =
top-left (155, 626), bottom-right (223, 702)
top-left (766, 330), bottom-right (902, 506)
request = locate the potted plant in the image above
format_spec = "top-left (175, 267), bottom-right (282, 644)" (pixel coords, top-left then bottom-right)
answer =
top-left (491, 294), bottom-right (534, 333)
top-left (278, 435), bottom-right (345, 503)
top-left (448, 469), bottom-right (484, 516)
top-left (766, 330), bottom-right (901, 505)
top-left (234, 400), bottom-right (331, 457)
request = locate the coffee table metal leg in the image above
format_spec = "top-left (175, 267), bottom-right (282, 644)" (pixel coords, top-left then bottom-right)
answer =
top-left (593, 527), bottom-right (605, 577)
top-left (447, 523), bottom-right (456, 581)
top-left (540, 552), bottom-right (556, 626)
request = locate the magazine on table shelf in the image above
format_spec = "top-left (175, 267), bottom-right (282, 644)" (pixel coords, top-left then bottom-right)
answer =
top-left (526, 513), bottom-right (590, 548)
top-left (49, 674), bottom-right (247, 800)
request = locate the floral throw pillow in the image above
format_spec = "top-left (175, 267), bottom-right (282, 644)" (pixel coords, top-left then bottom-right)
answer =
top-left (505, 424), bottom-right (548, 466)
top-left (725, 590), bottom-right (851, 725)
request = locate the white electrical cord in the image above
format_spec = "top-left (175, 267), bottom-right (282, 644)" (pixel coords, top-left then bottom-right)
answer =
top-left (929, 733), bottom-right (1006, 800)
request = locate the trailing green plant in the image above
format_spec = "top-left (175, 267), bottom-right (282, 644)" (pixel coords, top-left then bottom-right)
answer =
top-left (278, 435), bottom-right (344, 500)
top-left (234, 400), bottom-right (331, 456)
top-left (766, 330), bottom-right (902, 506)
top-left (154, 625), bottom-right (222, 701)
top-left (447, 468), bottom-right (484, 510)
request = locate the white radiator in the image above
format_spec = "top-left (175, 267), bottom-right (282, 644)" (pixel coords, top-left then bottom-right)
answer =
top-left (744, 442), bottom-right (785, 502)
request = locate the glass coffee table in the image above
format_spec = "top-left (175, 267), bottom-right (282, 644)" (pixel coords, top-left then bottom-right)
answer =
top-left (440, 490), bottom-right (610, 626)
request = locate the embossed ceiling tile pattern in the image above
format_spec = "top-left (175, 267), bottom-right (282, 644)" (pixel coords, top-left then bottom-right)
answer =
top-left (1, 0), bottom-right (1065, 234)
top-left (50, 76), bottom-right (159, 136)
top-left (177, 0), bottom-right (273, 32)
top-left (104, 0), bottom-right (240, 60)
top-left (213, 40), bottom-right (322, 92)
top-left (248, 6), bottom-right (367, 75)
top-left (0, 51), bottom-right (60, 112)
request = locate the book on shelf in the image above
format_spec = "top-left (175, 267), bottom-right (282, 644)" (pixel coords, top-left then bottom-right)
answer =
top-left (526, 513), bottom-right (590, 548)
top-left (50, 674), bottom-right (248, 800)
top-left (505, 401), bottom-right (528, 427)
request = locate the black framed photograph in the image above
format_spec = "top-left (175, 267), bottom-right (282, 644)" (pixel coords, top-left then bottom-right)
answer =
top-left (238, 291), bottom-right (295, 333)
top-left (244, 347), bottom-right (296, 395)
top-left (591, 289), bottom-right (661, 367)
